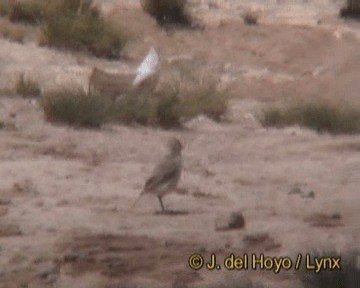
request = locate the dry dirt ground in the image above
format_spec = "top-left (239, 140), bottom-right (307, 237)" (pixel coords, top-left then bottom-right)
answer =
top-left (0, 0), bottom-right (359, 287)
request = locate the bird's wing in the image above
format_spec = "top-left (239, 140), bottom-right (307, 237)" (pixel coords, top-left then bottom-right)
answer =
top-left (132, 47), bottom-right (159, 87)
top-left (144, 155), bottom-right (181, 192)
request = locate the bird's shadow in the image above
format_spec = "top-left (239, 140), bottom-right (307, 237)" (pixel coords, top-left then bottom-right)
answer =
top-left (154, 210), bottom-right (189, 216)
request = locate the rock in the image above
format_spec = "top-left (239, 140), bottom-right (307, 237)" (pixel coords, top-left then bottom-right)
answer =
top-left (228, 212), bottom-right (246, 229)
top-left (288, 185), bottom-right (303, 195)
top-left (133, 47), bottom-right (160, 89)
top-left (304, 212), bottom-right (343, 228)
top-left (301, 191), bottom-right (315, 199)
top-left (63, 253), bottom-right (79, 262)
top-left (215, 211), bottom-right (245, 231)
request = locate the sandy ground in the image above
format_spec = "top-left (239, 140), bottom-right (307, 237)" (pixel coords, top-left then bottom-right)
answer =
top-left (0, 0), bottom-right (359, 287)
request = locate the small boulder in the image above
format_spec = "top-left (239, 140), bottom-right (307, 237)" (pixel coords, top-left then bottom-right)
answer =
top-left (215, 211), bottom-right (245, 231)
top-left (301, 191), bottom-right (315, 199)
top-left (288, 185), bottom-right (303, 195)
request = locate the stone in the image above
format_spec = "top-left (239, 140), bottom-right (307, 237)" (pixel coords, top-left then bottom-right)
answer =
top-left (215, 211), bottom-right (245, 231)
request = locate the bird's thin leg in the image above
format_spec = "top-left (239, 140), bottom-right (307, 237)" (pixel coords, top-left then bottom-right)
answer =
top-left (157, 196), bottom-right (165, 211)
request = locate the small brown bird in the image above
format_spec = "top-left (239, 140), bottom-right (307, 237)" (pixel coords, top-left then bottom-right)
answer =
top-left (133, 137), bottom-right (183, 212)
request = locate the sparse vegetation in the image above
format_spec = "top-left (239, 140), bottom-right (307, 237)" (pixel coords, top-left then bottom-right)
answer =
top-left (112, 91), bottom-right (156, 126)
top-left (0, 0), bottom-right (10, 16)
top-left (300, 250), bottom-right (360, 288)
top-left (41, 0), bottom-right (126, 58)
top-left (111, 87), bottom-right (181, 128)
top-left (0, 87), bottom-right (16, 97)
top-left (156, 89), bottom-right (182, 128)
top-left (141, 0), bottom-right (191, 26)
top-left (15, 74), bottom-right (41, 97)
top-left (9, 0), bottom-right (45, 24)
top-left (0, 20), bottom-right (27, 42)
top-left (260, 101), bottom-right (360, 135)
top-left (243, 11), bottom-right (259, 25)
top-left (42, 89), bottom-right (112, 128)
top-left (41, 56), bottom-right (227, 129)
top-left (340, 0), bottom-right (360, 18)
top-left (163, 60), bottom-right (228, 123)
top-left (180, 84), bottom-right (228, 121)
top-left (42, 76), bottom-right (227, 129)
top-left (111, 81), bottom-right (227, 128)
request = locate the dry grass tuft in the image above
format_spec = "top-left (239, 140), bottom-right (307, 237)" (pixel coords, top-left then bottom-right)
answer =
top-left (42, 89), bottom-right (112, 128)
top-left (111, 87), bottom-right (181, 128)
top-left (340, 0), bottom-right (360, 18)
top-left (0, 20), bottom-right (27, 42)
top-left (112, 91), bottom-right (157, 126)
top-left (112, 79), bottom-right (227, 128)
top-left (0, 0), bottom-right (10, 16)
top-left (141, 0), bottom-right (191, 26)
top-left (180, 83), bottom-right (228, 121)
top-left (9, 0), bottom-right (45, 24)
top-left (260, 100), bottom-right (360, 135)
top-left (243, 10), bottom-right (259, 25)
top-left (41, 0), bottom-right (127, 58)
top-left (41, 60), bottom-right (228, 129)
top-left (15, 74), bottom-right (41, 97)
